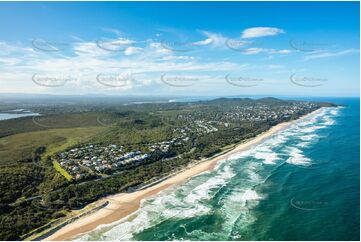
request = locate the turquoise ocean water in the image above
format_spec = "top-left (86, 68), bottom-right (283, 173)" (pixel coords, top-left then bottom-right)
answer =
top-left (79, 98), bottom-right (359, 241)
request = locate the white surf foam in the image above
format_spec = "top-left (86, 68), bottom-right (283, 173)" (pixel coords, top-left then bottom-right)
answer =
top-left (184, 165), bottom-right (235, 204)
top-left (242, 189), bottom-right (262, 203)
top-left (254, 146), bottom-right (279, 165)
top-left (286, 147), bottom-right (311, 166)
top-left (245, 168), bottom-right (262, 182)
top-left (330, 109), bottom-right (339, 116)
top-left (79, 107), bottom-right (341, 240)
top-left (297, 141), bottom-right (311, 148)
top-left (299, 134), bottom-right (318, 141)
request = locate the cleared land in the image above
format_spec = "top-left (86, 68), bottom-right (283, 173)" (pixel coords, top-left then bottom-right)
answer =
top-left (0, 126), bottom-right (107, 164)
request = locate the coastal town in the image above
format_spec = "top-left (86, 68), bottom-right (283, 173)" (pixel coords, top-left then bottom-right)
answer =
top-left (0, 1), bottom-right (356, 240)
top-left (0, 95), bottom-right (339, 241)
top-left (56, 144), bottom-right (149, 179)
top-left (55, 100), bottom-right (320, 180)
top-left (57, 135), bottom-right (191, 180)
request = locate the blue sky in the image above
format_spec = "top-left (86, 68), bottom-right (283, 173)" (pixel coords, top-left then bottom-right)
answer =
top-left (0, 1), bottom-right (359, 97)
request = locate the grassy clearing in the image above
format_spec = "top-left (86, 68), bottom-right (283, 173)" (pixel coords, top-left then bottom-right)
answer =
top-left (0, 112), bottom-right (110, 138)
top-left (0, 126), bottom-right (107, 164)
top-left (53, 161), bottom-right (72, 181)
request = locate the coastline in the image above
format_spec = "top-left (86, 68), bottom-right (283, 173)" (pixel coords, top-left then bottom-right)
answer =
top-left (44, 109), bottom-right (322, 241)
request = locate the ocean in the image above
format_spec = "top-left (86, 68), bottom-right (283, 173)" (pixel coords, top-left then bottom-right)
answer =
top-left (79, 97), bottom-right (359, 241)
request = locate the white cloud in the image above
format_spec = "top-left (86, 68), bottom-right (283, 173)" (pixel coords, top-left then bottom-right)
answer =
top-left (149, 42), bottom-right (173, 55)
top-left (269, 49), bottom-right (291, 54)
top-left (102, 27), bottom-right (123, 36)
top-left (267, 64), bottom-right (284, 69)
top-left (1, 39), bottom-right (253, 94)
top-left (110, 38), bottom-right (134, 46)
top-left (0, 57), bottom-right (21, 66)
top-left (95, 37), bottom-right (135, 53)
top-left (192, 38), bottom-right (213, 46)
top-left (242, 48), bottom-right (291, 55)
top-left (124, 46), bottom-right (143, 56)
top-left (0, 41), bottom-right (36, 57)
top-left (73, 42), bottom-right (109, 56)
top-left (243, 48), bottom-right (264, 55)
top-left (304, 49), bottom-right (359, 60)
top-left (241, 27), bottom-right (285, 39)
top-left (197, 31), bottom-right (227, 48)
top-left (161, 55), bottom-right (195, 61)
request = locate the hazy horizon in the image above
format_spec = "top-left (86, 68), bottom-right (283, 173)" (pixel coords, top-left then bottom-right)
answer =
top-left (0, 92), bottom-right (359, 99)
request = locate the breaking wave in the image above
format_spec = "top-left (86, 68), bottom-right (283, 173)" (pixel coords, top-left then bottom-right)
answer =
top-left (78, 107), bottom-right (340, 241)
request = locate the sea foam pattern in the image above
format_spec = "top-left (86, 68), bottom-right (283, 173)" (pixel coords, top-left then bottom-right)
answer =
top-left (79, 107), bottom-right (341, 241)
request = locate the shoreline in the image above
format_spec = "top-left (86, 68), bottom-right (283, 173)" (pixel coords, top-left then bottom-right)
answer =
top-left (44, 109), bottom-right (322, 241)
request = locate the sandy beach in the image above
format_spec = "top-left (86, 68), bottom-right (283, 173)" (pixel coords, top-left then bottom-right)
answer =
top-left (44, 109), bottom-right (321, 241)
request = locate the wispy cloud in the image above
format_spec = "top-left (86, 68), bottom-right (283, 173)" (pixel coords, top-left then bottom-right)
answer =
top-left (241, 27), bottom-right (285, 39)
top-left (101, 27), bottom-right (123, 36)
top-left (124, 46), bottom-right (143, 56)
top-left (0, 39), bottom-right (251, 94)
top-left (243, 47), bottom-right (264, 55)
top-left (304, 49), bottom-right (359, 60)
top-left (148, 42), bottom-right (173, 55)
top-left (242, 47), bottom-right (291, 55)
top-left (197, 31), bottom-right (227, 48)
top-left (73, 41), bottom-right (109, 57)
top-left (0, 24), bottom-right (357, 96)
top-left (161, 55), bottom-right (196, 61)
top-left (0, 57), bottom-right (22, 66)
top-left (192, 38), bottom-right (213, 46)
